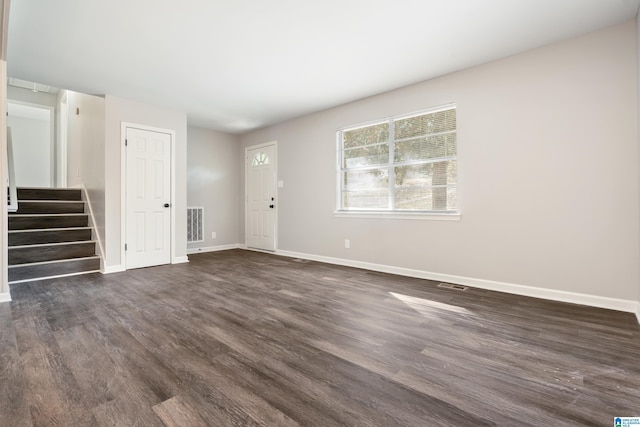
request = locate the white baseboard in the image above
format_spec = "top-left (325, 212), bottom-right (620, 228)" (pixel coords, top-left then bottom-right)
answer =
top-left (104, 257), bottom-right (190, 272)
top-left (0, 292), bottom-right (11, 303)
top-left (103, 265), bottom-right (126, 274)
top-left (187, 244), bottom-right (243, 255)
top-left (275, 249), bottom-right (639, 314)
top-left (636, 305), bottom-right (640, 325)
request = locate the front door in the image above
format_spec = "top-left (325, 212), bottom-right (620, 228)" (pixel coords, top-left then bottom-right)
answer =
top-left (246, 143), bottom-right (277, 251)
top-left (125, 127), bottom-right (171, 269)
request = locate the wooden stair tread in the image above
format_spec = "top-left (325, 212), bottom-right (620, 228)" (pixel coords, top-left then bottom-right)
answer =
top-left (8, 228), bottom-right (94, 246)
top-left (9, 240), bottom-right (96, 265)
top-left (9, 215), bottom-right (89, 230)
top-left (13, 203), bottom-right (85, 214)
top-left (8, 255), bottom-right (100, 268)
top-left (9, 213), bottom-right (89, 216)
top-left (16, 199), bottom-right (85, 202)
top-left (8, 227), bottom-right (92, 233)
top-left (8, 256), bottom-right (101, 284)
top-left (9, 240), bottom-right (97, 249)
top-left (16, 188), bottom-right (82, 201)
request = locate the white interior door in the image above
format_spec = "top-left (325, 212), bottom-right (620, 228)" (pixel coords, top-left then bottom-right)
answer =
top-left (246, 143), bottom-right (276, 251)
top-left (125, 127), bottom-right (171, 269)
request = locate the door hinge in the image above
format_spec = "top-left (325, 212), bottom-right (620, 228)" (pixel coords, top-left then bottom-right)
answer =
top-left (125, 139), bottom-right (128, 147)
top-left (125, 244), bottom-right (127, 251)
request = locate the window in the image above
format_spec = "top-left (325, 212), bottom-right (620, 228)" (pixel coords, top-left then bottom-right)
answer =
top-left (252, 152), bottom-right (270, 166)
top-left (337, 105), bottom-right (457, 214)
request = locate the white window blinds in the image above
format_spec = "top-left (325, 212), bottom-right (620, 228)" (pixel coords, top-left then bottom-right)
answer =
top-left (338, 105), bottom-right (457, 212)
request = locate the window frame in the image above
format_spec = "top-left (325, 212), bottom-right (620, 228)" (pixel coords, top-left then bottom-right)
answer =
top-left (335, 103), bottom-right (460, 220)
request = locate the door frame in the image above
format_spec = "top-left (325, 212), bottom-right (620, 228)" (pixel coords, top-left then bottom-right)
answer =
top-left (120, 122), bottom-right (176, 270)
top-left (58, 92), bottom-right (68, 188)
top-left (245, 141), bottom-right (278, 251)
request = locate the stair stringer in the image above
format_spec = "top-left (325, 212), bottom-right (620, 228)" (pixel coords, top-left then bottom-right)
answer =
top-left (76, 184), bottom-right (105, 272)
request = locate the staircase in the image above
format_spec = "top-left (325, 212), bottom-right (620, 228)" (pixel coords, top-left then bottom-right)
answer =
top-left (8, 188), bottom-right (101, 283)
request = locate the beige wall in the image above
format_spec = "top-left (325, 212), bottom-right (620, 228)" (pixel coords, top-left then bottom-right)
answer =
top-left (65, 91), bottom-right (106, 263)
top-left (66, 91), bottom-right (105, 188)
top-left (187, 126), bottom-right (241, 250)
top-left (0, 59), bottom-right (7, 300)
top-left (637, 14), bottom-right (640, 315)
top-left (0, 0), bottom-right (7, 300)
top-left (240, 20), bottom-right (639, 303)
top-left (104, 95), bottom-right (188, 269)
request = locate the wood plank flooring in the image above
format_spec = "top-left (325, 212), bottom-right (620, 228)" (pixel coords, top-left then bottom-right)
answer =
top-left (1, 249), bottom-right (639, 426)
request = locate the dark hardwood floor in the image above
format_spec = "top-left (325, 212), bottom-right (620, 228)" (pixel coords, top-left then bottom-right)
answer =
top-left (1, 249), bottom-right (639, 426)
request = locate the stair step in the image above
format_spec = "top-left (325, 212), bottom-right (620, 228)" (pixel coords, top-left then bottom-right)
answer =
top-left (17, 187), bottom-right (82, 201)
top-left (9, 241), bottom-right (96, 265)
top-left (8, 228), bottom-right (93, 246)
top-left (12, 200), bottom-right (85, 214)
top-left (9, 214), bottom-right (89, 230)
top-left (8, 256), bottom-right (101, 283)
top-left (7, 187), bottom-right (102, 284)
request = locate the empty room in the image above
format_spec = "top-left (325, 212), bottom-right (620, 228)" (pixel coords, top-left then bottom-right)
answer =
top-left (1, 1), bottom-right (639, 426)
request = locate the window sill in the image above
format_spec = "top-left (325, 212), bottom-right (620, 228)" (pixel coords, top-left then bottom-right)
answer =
top-left (333, 211), bottom-right (461, 221)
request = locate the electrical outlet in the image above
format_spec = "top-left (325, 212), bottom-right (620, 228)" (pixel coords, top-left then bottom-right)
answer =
top-left (344, 239), bottom-right (350, 249)
top-left (211, 232), bottom-right (217, 239)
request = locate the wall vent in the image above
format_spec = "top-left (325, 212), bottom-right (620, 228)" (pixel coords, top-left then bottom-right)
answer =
top-left (437, 282), bottom-right (468, 291)
top-left (187, 207), bottom-right (204, 243)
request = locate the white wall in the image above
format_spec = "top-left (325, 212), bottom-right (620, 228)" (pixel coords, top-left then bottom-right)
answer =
top-left (8, 87), bottom-right (58, 185)
top-left (239, 20), bottom-right (639, 307)
top-left (7, 113), bottom-right (51, 187)
top-left (104, 95), bottom-right (188, 270)
top-left (187, 126), bottom-right (241, 251)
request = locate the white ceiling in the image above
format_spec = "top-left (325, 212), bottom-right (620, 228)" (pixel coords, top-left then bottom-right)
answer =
top-left (7, 0), bottom-right (640, 133)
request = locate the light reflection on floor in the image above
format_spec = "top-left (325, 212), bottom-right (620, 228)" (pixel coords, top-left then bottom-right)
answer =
top-left (389, 292), bottom-right (469, 319)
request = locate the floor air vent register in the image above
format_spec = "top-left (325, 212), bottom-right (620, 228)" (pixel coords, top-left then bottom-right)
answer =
top-left (437, 282), bottom-right (468, 291)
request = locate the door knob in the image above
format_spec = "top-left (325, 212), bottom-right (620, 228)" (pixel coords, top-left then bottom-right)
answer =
top-left (269, 204), bottom-right (274, 209)
top-left (164, 203), bottom-right (170, 208)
